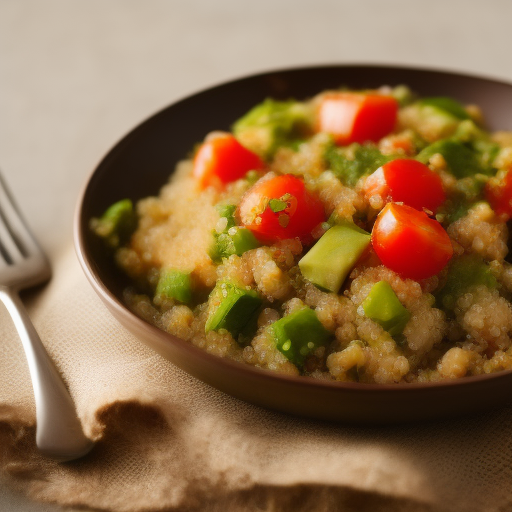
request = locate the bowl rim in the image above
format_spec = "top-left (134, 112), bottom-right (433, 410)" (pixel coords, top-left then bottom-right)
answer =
top-left (73, 62), bottom-right (512, 398)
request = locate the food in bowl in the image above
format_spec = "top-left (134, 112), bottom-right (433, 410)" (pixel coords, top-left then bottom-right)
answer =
top-left (91, 85), bottom-right (512, 384)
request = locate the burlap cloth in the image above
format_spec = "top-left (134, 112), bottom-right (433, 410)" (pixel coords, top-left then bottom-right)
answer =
top-left (0, 243), bottom-right (511, 512)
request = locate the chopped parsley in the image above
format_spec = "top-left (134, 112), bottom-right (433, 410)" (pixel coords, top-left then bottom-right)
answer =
top-left (326, 144), bottom-right (392, 187)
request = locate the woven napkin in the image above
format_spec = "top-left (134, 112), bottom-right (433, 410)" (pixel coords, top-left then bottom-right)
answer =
top-left (0, 243), bottom-right (511, 512)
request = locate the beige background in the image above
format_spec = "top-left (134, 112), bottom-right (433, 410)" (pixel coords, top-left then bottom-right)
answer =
top-left (1, 0), bottom-right (512, 510)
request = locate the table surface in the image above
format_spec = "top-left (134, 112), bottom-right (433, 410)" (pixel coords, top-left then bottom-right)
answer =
top-left (2, 0), bottom-right (512, 510)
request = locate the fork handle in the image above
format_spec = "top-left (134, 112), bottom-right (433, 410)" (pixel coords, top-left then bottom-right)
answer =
top-left (0, 286), bottom-right (94, 461)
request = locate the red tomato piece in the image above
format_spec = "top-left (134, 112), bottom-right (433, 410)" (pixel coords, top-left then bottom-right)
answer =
top-left (193, 133), bottom-right (264, 189)
top-left (316, 92), bottom-right (398, 145)
top-left (371, 203), bottom-right (453, 280)
top-left (238, 174), bottom-right (325, 245)
top-left (364, 159), bottom-right (446, 213)
top-left (485, 169), bottom-right (512, 220)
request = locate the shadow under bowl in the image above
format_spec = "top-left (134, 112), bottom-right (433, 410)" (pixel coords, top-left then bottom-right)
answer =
top-left (74, 64), bottom-right (512, 425)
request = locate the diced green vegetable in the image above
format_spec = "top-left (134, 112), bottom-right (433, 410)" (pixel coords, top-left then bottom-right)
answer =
top-left (232, 98), bottom-right (312, 159)
top-left (205, 282), bottom-right (263, 340)
top-left (155, 269), bottom-right (192, 304)
top-left (453, 120), bottom-right (500, 170)
top-left (454, 119), bottom-right (491, 142)
top-left (209, 204), bottom-right (260, 262)
top-left (216, 204), bottom-right (237, 228)
top-left (270, 307), bottom-right (331, 367)
top-left (209, 228), bottom-right (260, 262)
top-left (419, 97), bottom-right (470, 120)
top-left (269, 198), bottom-right (288, 213)
top-left (390, 85), bottom-right (415, 107)
top-left (417, 139), bottom-right (491, 179)
top-left (236, 311), bottom-right (261, 347)
top-left (402, 99), bottom-right (466, 142)
top-left (298, 223), bottom-right (371, 293)
top-left (434, 254), bottom-right (497, 311)
top-left (245, 170), bottom-right (261, 185)
top-left (436, 197), bottom-right (471, 225)
top-left (472, 139), bottom-right (500, 170)
top-left (326, 144), bottom-right (392, 187)
top-left (417, 116), bottom-right (499, 180)
top-left (90, 199), bottom-right (137, 248)
top-left (362, 281), bottom-right (411, 337)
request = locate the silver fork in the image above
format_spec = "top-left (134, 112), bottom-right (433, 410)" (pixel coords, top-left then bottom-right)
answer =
top-left (0, 171), bottom-right (93, 461)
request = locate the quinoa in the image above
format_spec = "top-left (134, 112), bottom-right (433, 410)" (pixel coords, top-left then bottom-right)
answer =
top-left (93, 85), bottom-right (512, 384)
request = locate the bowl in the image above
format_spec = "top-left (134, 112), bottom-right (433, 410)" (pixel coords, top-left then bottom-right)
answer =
top-left (74, 64), bottom-right (512, 424)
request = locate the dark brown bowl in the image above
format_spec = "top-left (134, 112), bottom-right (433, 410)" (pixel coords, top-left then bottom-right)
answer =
top-left (74, 64), bottom-right (512, 424)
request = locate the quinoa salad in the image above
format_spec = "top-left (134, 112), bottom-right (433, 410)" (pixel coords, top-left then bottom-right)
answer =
top-left (91, 85), bottom-right (512, 384)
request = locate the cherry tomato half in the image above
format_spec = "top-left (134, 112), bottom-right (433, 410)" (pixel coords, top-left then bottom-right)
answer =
top-left (316, 92), bottom-right (398, 145)
top-left (238, 174), bottom-right (325, 245)
top-left (485, 169), bottom-right (512, 220)
top-left (371, 203), bottom-right (453, 280)
top-left (193, 133), bottom-right (265, 190)
top-left (364, 159), bottom-right (446, 213)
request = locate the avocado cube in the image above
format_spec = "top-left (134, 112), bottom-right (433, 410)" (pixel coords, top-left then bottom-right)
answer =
top-left (416, 119), bottom-right (499, 181)
top-left (90, 198), bottom-right (137, 248)
top-left (434, 254), bottom-right (497, 311)
top-left (270, 307), bottom-right (331, 367)
top-left (298, 223), bottom-right (371, 294)
top-left (216, 204), bottom-right (237, 229)
top-left (232, 98), bottom-right (312, 159)
top-left (209, 204), bottom-right (260, 262)
top-left (205, 282), bottom-right (262, 340)
top-left (231, 228), bottom-right (259, 253)
top-left (362, 281), bottom-right (411, 337)
top-left (453, 120), bottom-right (500, 170)
top-left (155, 269), bottom-right (192, 304)
top-left (405, 102), bottom-right (461, 142)
top-left (209, 228), bottom-right (260, 263)
top-left (419, 97), bottom-right (470, 120)
top-left (417, 139), bottom-right (488, 179)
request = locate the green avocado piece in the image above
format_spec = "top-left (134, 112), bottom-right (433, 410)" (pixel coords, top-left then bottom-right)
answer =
top-left (453, 120), bottom-right (501, 170)
top-left (434, 254), bottom-right (497, 311)
top-left (232, 98), bottom-right (312, 159)
top-left (454, 119), bottom-right (491, 142)
top-left (209, 228), bottom-right (260, 263)
top-left (270, 307), bottom-right (331, 367)
top-left (417, 139), bottom-right (489, 179)
top-left (390, 85), bottom-right (415, 107)
top-left (205, 282), bottom-right (263, 340)
top-left (436, 197), bottom-right (472, 225)
top-left (90, 198), bottom-right (137, 248)
top-left (216, 204), bottom-right (237, 229)
top-left (230, 228), bottom-right (260, 254)
top-left (209, 204), bottom-right (260, 262)
top-left (155, 269), bottom-right (192, 304)
top-left (298, 223), bottom-right (371, 294)
top-left (236, 309), bottom-right (262, 347)
top-left (419, 97), bottom-right (470, 120)
top-left (413, 104), bottom-right (461, 141)
top-left (362, 281), bottom-right (411, 337)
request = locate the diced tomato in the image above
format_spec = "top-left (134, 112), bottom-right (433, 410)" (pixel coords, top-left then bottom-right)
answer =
top-left (371, 203), bottom-right (453, 280)
top-left (485, 169), bottom-right (512, 220)
top-left (364, 159), bottom-right (446, 213)
top-left (193, 133), bottom-right (265, 189)
top-left (238, 174), bottom-right (325, 245)
top-left (316, 92), bottom-right (398, 145)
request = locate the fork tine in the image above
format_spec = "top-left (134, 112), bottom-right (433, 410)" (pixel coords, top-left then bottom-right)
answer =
top-left (0, 172), bottom-right (40, 259)
top-left (0, 212), bottom-right (24, 264)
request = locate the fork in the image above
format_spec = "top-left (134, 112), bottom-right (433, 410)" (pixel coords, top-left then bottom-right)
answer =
top-left (0, 171), bottom-right (93, 461)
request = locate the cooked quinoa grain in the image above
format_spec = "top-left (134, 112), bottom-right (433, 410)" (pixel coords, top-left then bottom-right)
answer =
top-left (93, 85), bottom-right (512, 383)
